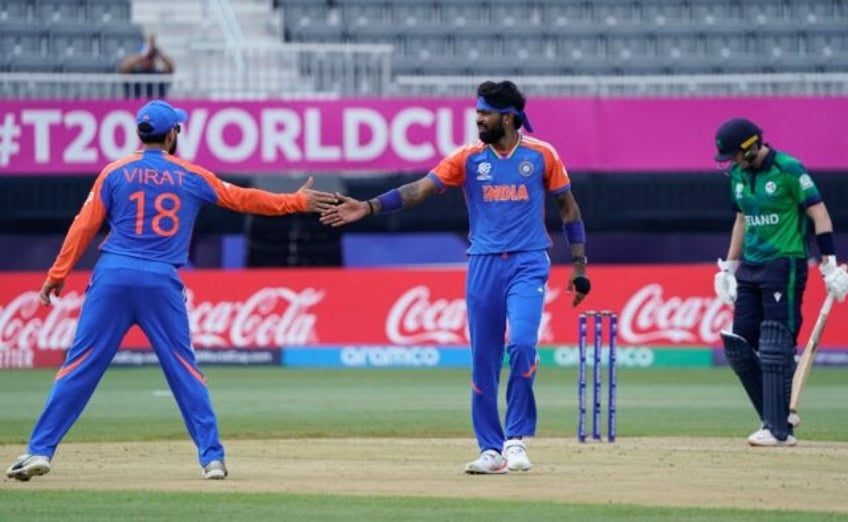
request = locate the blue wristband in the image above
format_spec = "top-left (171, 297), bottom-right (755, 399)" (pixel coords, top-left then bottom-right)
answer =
top-left (376, 189), bottom-right (403, 213)
top-left (563, 220), bottom-right (586, 244)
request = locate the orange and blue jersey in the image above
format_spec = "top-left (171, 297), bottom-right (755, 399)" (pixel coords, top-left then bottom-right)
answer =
top-left (427, 135), bottom-right (570, 255)
top-left (427, 133), bottom-right (569, 453)
top-left (47, 149), bottom-right (305, 283)
top-left (27, 148), bottom-right (306, 467)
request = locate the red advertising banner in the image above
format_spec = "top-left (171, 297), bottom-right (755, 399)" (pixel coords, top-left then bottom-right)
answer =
top-left (0, 265), bottom-right (844, 368)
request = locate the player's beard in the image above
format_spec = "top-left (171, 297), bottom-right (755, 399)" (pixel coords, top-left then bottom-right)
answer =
top-left (169, 136), bottom-right (178, 155)
top-left (479, 120), bottom-right (506, 144)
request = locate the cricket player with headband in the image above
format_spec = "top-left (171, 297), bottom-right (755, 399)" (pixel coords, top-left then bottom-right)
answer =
top-left (6, 100), bottom-right (338, 481)
top-left (322, 81), bottom-right (590, 473)
top-left (713, 117), bottom-right (848, 447)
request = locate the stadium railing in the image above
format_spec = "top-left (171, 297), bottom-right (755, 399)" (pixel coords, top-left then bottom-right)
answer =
top-left (392, 72), bottom-right (848, 97)
top-left (2, 69), bottom-right (847, 100)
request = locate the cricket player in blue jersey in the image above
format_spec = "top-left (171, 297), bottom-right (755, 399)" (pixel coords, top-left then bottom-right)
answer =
top-left (322, 81), bottom-right (590, 474)
top-left (6, 100), bottom-right (338, 481)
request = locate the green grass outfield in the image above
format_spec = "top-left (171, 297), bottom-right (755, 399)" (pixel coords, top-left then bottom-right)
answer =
top-left (1, 366), bottom-right (847, 521)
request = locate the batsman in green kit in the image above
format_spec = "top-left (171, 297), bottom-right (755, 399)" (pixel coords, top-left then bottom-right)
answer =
top-left (712, 118), bottom-right (848, 447)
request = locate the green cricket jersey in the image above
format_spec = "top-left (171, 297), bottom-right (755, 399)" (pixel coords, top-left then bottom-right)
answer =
top-left (728, 149), bottom-right (822, 263)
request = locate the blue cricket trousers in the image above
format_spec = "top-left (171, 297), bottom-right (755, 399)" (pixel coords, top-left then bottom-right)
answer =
top-left (27, 253), bottom-right (224, 466)
top-left (734, 257), bottom-right (808, 344)
top-left (466, 250), bottom-right (549, 452)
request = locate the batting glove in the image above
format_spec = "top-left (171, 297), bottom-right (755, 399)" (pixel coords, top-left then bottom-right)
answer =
top-left (714, 258), bottom-right (739, 306)
top-left (820, 256), bottom-right (848, 303)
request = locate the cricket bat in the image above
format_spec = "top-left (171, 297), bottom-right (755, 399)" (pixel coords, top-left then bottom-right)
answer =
top-left (788, 292), bottom-right (835, 427)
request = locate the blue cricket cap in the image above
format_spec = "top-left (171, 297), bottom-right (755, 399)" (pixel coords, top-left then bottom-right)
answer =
top-left (136, 99), bottom-right (187, 137)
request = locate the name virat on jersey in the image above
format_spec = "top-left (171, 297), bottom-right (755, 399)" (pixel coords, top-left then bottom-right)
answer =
top-left (123, 167), bottom-right (186, 186)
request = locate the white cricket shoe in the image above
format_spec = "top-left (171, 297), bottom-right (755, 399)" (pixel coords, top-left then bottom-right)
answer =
top-left (6, 454), bottom-right (51, 482)
top-left (504, 439), bottom-right (531, 472)
top-left (747, 428), bottom-right (797, 447)
top-left (202, 460), bottom-right (228, 480)
top-left (464, 449), bottom-right (508, 474)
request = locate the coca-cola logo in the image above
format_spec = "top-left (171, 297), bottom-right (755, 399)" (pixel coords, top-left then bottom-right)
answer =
top-left (619, 284), bottom-right (732, 344)
top-left (0, 291), bottom-right (83, 351)
top-left (187, 287), bottom-right (323, 348)
top-left (0, 286), bottom-right (324, 351)
top-left (385, 285), bottom-right (557, 345)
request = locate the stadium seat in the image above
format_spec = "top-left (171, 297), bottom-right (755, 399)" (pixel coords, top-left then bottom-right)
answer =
top-left (607, 30), bottom-right (654, 61)
top-left (815, 53), bottom-right (848, 73)
top-left (490, 3), bottom-right (543, 29)
top-left (0, 21), bottom-right (45, 55)
top-left (543, 2), bottom-right (587, 27)
top-left (9, 53), bottom-right (63, 73)
top-left (388, 4), bottom-right (439, 27)
top-left (63, 55), bottom-right (115, 74)
top-left (556, 31), bottom-right (604, 62)
top-left (402, 34), bottom-right (451, 61)
top-left (739, 0), bottom-right (787, 20)
top-left (615, 55), bottom-right (667, 76)
top-left (704, 32), bottom-right (750, 57)
top-left (454, 34), bottom-right (504, 63)
top-left (790, 0), bottom-right (840, 20)
top-left (36, 0), bottom-right (83, 23)
top-left (441, 3), bottom-right (487, 28)
top-left (592, 1), bottom-right (641, 25)
top-left (285, 0), bottom-right (848, 78)
top-left (654, 29), bottom-right (701, 62)
top-left (342, 3), bottom-right (386, 30)
top-left (99, 24), bottom-right (143, 62)
top-left (0, 0), bottom-right (29, 21)
top-left (713, 54), bottom-right (767, 74)
top-left (511, 35), bottom-right (549, 62)
top-left (755, 31), bottom-right (802, 57)
top-left (49, 22), bottom-right (98, 58)
top-left (86, 0), bottom-right (132, 24)
top-left (690, 2), bottom-right (741, 25)
top-left (808, 28), bottom-right (848, 56)
top-left (288, 22), bottom-right (345, 44)
top-left (282, 4), bottom-right (330, 34)
top-left (513, 54), bottom-right (570, 76)
top-left (641, 2), bottom-right (686, 26)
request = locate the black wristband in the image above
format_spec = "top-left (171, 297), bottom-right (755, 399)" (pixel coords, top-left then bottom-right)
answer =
top-left (816, 232), bottom-right (836, 257)
top-left (366, 200), bottom-right (375, 215)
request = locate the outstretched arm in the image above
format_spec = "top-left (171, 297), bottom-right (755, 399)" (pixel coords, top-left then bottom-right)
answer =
top-left (320, 175), bottom-right (440, 227)
top-left (216, 176), bottom-right (337, 215)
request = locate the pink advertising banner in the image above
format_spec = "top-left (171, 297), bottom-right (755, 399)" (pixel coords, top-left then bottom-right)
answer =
top-left (0, 97), bottom-right (846, 175)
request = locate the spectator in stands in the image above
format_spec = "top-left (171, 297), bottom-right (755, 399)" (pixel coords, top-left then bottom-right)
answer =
top-left (118, 33), bottom-right (175, 99)
top-left (321, 80), bottom-right (591, 475)
top-left (713, 117), bottom-right (848, 447)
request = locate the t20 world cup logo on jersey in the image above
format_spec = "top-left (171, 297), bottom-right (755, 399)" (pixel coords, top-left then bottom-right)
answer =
top-left (476, 162), bottom-right (493, 181)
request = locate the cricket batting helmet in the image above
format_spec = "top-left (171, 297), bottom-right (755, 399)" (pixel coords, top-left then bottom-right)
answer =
top-left (714, 118), bottom-right (762, 162)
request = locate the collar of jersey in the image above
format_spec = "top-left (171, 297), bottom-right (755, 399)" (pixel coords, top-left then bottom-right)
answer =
top-left (487, 134), bottom-right (522, 159)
